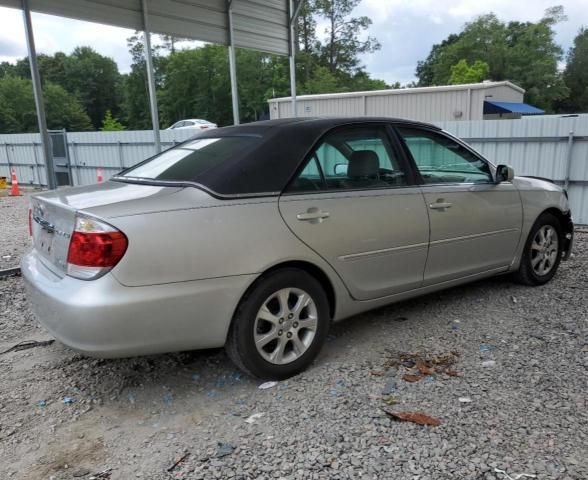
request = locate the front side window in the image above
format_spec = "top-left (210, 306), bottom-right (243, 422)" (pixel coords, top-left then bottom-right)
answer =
top-left (397, 127), bottom-right (492, 184)
top-left (288, 126), bottom-right (408, 192)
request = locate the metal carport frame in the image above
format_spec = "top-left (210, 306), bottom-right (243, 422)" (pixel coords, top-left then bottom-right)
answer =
top-left (1, 0), bottom-right (303, 189)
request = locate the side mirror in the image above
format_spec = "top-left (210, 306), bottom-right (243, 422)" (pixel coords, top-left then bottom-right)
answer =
top-left (334, 163), bottom-right (348, 176)
top-left (495, 164), bottom-right (515, 183)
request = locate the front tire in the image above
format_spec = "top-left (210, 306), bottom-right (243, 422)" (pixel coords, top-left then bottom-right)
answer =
top-left (513, 213), bottom-right (563, 286)
top-left (226, 268), bottom-right (330, 379)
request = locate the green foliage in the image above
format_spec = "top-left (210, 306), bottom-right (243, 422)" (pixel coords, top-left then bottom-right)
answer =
top-left (0, 76), bottom-right (92, 133)
top-left (100, 110), bottom-right (126, 131)
top-left (59, 47), bottom-right (123, 129)
top-left (557, 27), bottom-right (588, 113)
top-left (314, 0), bottom-right (381, 75)
top-left (415, 7), bottom-right (569, 111)
top-left (448, 59), bottom-right (490, 84)
top-left (122, 34), bottom-right (170, 130)
top-left (43, 82), bottom-right (93, 131)
top-left (0, 48), bottom-right (123, 130)
top-left (160, 46), bottom-right (232, 126)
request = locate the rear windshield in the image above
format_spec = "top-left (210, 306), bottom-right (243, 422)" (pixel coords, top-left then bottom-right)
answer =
top-left (120, 136), bottom-right (261, 182)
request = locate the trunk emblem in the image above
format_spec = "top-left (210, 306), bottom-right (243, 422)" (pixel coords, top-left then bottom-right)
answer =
top-left (32, 206), bottom-right (70, 238)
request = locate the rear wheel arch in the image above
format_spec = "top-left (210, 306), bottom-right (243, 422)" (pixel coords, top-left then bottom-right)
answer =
top-left (225, 263), bottom-right (333, 378)
top-left (224, 261), bottom-right (337, 348)
top-left (238, 261), bottom-right (336, 322)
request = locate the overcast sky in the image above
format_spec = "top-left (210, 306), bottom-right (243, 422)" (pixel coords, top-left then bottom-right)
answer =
top-left (0, 1), bottom-right (586, 85)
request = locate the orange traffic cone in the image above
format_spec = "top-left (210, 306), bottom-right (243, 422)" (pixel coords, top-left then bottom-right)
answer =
top-left (9, 168), bottom-right (21, 196)
top-left (97, 167), bottom-right (103, 183)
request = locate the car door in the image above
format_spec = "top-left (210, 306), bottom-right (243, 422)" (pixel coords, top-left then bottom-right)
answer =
top-left (395, 126), bottom-right (523, 286)
top-left (279, 124), bottom-right (430, 300)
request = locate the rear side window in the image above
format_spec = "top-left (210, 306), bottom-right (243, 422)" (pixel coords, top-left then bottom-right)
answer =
top-left (288, 126), bottom-right (409, 193)
top-left (121, 136), bottom-right (261, 182)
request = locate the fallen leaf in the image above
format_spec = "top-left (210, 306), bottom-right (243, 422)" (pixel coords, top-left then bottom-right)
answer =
top-left (402, 374), bottom-right (424, 383)
top-left (382, 395), bottom-right (399, 406)
top-left (382, 409), bottom-right (441, 427)
top-left (416, 359), bottom-right (435, 375)
top-left (370, 370), bottom-right (386, 376)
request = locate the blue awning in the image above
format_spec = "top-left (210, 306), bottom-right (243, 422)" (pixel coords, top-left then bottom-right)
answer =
top-left (484, 101), bottom-right (545, 115)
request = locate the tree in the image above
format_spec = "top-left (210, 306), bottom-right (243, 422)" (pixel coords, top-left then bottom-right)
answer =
top-left (558, 27), bottom-right (588, 113)
top-left (415, 6), bottom-right (568, 111)
top-left (0, 76), bottom-right (92, 133)
top-left (297, 0), bottom-right (319, 54)
top-left (100, 110), bottom-right (126, 131)
top-left (4, 49), bottom-right (123, 129)
top-left (43, 82), bottom-right (93, 131)
top-left (122, 33), bottom-right (168, 129)
top-left (160, 34), bottom-right (190, 54)
top-left (160, 46), bottom-right (232, 126)
top-left (415, 34), bottom-right (462, 86)
top-left (60, 47), bottom-right (123, 129)
top-left (0, 61), bottom-right (16, 78)
top-left (316, 0), bottom-right (381, 75)
top-left (448, 59), bottom-right (490, 84)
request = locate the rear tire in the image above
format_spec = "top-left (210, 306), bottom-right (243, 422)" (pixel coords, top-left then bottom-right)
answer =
top-left (225, 268), bottom-right (330, 379)
top-left (513, 213), bottom-right (562, 286)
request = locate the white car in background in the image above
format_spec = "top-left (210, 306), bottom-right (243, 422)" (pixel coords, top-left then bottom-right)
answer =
top-left (167, 119), bottom-right (217, 130)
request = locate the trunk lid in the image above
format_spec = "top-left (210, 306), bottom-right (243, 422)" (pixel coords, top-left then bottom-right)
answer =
top-left (30, 196), bottom-right (76, 275)
top-left (30, 181), bottom-right (188, 275)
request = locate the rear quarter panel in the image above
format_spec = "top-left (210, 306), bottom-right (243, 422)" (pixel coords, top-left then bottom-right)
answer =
top-left (102, 191), bottom-right (350, 306)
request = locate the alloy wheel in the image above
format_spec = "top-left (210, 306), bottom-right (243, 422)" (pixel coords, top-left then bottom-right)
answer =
top-left (254, 288), bottom-right (318, 365)
top-left (530, 225), bottom-right (559, 276)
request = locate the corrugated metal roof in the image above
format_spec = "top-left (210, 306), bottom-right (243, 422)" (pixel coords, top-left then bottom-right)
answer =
top-left (268, 81), bottom-right (526, 103)
top-left (0, 0), bottom-right (290, 55)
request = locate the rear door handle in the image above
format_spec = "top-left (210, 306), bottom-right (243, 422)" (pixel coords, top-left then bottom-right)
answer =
top-left (297, 208), bottom-right (330, 222)
top-left (429, 201), bottom-right (453, 210)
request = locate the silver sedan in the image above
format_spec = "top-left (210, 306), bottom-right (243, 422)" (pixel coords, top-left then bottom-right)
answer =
top-left (22, 118), bottom-right (574, 379)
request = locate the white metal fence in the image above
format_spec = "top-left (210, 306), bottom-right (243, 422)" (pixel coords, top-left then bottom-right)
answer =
top-left (437, 116), bottom-right (588, 224)
top-left (1, 116), bottom-right (587, 223)
top-left (0, 129), bottom-right (196, 188)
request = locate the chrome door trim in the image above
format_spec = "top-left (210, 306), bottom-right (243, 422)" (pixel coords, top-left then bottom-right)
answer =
top-left (339, 242), bottom-right (429, 261)
top-left (430, 228), bottom-right (520, 246)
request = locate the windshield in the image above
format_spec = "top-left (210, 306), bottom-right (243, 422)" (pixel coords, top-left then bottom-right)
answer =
top-left (119, 136), bottom-right (261, 182)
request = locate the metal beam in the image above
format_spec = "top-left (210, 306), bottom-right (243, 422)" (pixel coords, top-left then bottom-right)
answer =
top-left (564, 130), bottom-right (574, 191)
top-left (141, 0), bottom-right (162, 154)
top-left (227, 0), bottom-right (240, 125)
top-left (22, 0), bottom-right (56, 189)
top-left (288, 0), bottom-right (299, 118)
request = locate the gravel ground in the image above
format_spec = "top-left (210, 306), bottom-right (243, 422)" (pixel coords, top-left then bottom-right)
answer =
top-left (0, 193), bottom-right (587, 480)
top-left (0, 192), bottom-right (30, 269)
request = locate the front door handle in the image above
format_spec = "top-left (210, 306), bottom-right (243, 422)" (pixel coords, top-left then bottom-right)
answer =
top-left (297, 207), bottom-right (330, 223)
top-left (429, 200), bottom-right (453, 210)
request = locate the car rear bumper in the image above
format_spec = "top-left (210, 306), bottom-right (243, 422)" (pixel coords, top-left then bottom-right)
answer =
top-left (21, 249), bottom-right (255, 358)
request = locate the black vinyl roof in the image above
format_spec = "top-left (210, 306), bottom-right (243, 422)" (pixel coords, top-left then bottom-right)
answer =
top-left (117, 117), bottom-right (440, 197)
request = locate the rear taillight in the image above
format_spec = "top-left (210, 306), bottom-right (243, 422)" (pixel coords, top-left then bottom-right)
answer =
top-left (66, 215), bottom-right (128, 280)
